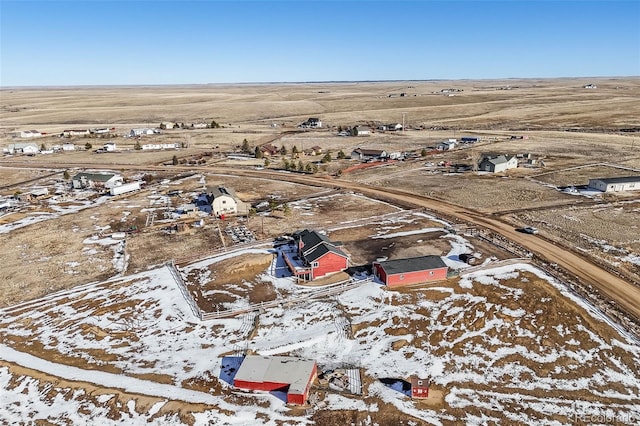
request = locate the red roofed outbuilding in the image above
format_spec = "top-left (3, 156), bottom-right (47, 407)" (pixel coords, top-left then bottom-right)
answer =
top-left (373, 255), bottom-right (448, 287)
top-left (233, 356), bottom-right (317, 405)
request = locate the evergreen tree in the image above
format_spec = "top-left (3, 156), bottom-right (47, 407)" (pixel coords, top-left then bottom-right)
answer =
top-left (282, 159), bottom-right (290, 169)
top-left (85, 142), bottom-right (92, 150)
top-left (172, 155), bottom-right (178, 165)
top-left (337, 150), bottom-right (346, 159)
top-left (298, 160), bottom-right (304, 171)
top-left (134, 141), bottom-right (142, 150)
top-left (255, 146), bottom-right (263, 158)
top-left (305, 163), bottom-right (313, 173)
top-left (264, 158), bottom-right (270, 167)
top-left (63, 170), bottom-right (70, 180)
top-left (280, 145), bottom-right (287, 156)
top-left (241, 139), bottom-right (251, 153)
top-left (421, 148), bottom-right (428, 157)
top-left (321, 152), bottom-right (332, 163)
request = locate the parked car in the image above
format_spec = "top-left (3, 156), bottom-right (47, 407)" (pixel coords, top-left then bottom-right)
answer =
top-left (521, 226), bottom-right (539, 234)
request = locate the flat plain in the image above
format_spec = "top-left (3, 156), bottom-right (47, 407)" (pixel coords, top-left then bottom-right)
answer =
top-left (1, 77), bottom-right (639, 425)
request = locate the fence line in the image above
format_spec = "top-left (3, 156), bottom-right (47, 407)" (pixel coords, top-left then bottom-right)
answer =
top-left (166, 261), bottom-right (203, 320)
top-left (200, 277), bottom-right (373, 321)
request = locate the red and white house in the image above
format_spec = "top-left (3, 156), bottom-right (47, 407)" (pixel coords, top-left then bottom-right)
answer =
top-left (373, 255), bottom-right (448, 287)
top-left (284, 229), bottom-right (349, 281)
top-left (233, 356), bottom-right (318, 405)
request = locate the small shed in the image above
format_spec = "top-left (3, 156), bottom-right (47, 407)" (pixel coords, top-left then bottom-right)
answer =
top-left (411, 377), bottom-right (430, 399)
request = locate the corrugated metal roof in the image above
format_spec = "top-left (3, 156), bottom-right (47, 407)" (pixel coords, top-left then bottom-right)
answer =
top-left (234, 356), bottom-right (316, 394)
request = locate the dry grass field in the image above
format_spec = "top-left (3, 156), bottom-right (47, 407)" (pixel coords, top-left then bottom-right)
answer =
top-left (1, 77), bottom-right (640, 424)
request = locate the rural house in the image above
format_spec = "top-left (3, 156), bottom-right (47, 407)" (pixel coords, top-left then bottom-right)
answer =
top-left (351, 126), bottom-right (371, 136)
top-left (284, 229), bottom-right (349, 281)
top-left (129, 128), bottom-right (158, 137)
top-left (436, 141), bottom-right (456, 151)
top-left (6, 143), bottom-right (40, 155)
top-left (373, 255), bottom-right (448, 287)
top-left (15, 130), bottom-right (42, 138)
top-left (478, 154), bottom-right (518, 173)
top-left (588, 176), bottom-right (640, 192)
top-left (72, 172), bottom-right (123, 190)
top-left (299, 118), bottom-right (322, 129)
top-left (351, 148), bottom-right (387, 162)
top-left (233, 356), bottom-right (317, 405)
top-left (259, 144), bottom-right (280, 156)
top-left (62, 129), bottom-right (90, 137)
top-left (202, 186), bottom-right (248, 217)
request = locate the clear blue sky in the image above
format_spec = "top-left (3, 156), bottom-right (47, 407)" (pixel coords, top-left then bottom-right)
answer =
top-left (1, 0), bottom-right (639, 86)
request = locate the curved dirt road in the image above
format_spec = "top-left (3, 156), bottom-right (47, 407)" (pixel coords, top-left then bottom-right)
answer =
top-left (3, 161), bottom-right (640, 324)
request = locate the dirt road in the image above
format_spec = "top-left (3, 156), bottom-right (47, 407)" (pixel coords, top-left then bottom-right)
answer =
top-left (3, 160), bottom-right (640, 324)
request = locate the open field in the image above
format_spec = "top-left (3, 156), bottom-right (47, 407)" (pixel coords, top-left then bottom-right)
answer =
top-left (1, 77), bottom-right (640, 424)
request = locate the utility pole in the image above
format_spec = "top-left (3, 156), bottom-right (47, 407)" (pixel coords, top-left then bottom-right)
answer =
top-left (402, 113), bottom-right (406, 132)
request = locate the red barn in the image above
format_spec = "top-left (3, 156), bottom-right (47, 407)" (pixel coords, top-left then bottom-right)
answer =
top-left (411, 377), bottom-right (430, 399)
top-left (233, 356), bottom-right (317, 405)
top-left (373, 255), bottom-right (448, 287)
top-left (284, 229), bottom-right (349, 281)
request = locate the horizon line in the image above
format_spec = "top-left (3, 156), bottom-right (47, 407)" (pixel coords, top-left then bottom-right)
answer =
top-left (2, 75), bottom-right (639, 90)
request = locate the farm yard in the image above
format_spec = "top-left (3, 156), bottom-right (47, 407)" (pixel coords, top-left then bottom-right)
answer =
top-left (1, 77), bottom-right (640, 424)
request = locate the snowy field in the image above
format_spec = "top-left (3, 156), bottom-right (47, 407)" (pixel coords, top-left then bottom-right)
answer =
top-left (1, 241), bottom-right (639, 424)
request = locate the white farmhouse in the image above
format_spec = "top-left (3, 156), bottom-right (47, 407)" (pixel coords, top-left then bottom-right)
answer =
top-left (129, 128), bottom-right (157, 137)
top-left (6, 143), bottom-right (40, 155)
top-left (19, 130), bottom-right (42, 138)
top-left (588, 176), bottom-right (640, 192)
top-left (352, 126), bottom-right (371, 136)
top-left (72, 172), bottom-right (123, 190)
top-left (62, 143), bottom-right (76, 151)
top-left (204, 186), bottom-right (249, 217)
top-left (103, 142), bottom-right (117, 152)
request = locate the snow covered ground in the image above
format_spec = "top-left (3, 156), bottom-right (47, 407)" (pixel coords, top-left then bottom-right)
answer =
top-left (1, 245), bottom-right (639, 425)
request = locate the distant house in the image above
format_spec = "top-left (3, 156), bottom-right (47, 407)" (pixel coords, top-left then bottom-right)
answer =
top-left (160, 122), bottom-right (176, 130)
top-left (351, 148), bottom-right (387, 161)
top-left (90, 128), bottom-right (112, 135)
top-left (72, 172), bottom-right (123, 190)
top-left (583, 84), bottom-right (597, 89)
top-left (192, 123), bottom-right (208, 128)
top-left (259, 144), bottom-right (280, 156)
top-left (352, 126), bottom-right (371, 136)
top-left (233, 356), bottom-right (317, 405)
top-left (18, 130), bottom-right (42, 138)
top-left (129, 128), bottom-right (157, 137)
top-left (284, 229), bottom-right (349, 281)
top-left (309, 145), bottom-right (323, 155)
top-left (411, 377), bottom-right (429, 399)
top-left (141, 143), bottom-right (180, 150)
top-left (478, 154), bottom-right (518, 173)
top-left (62, 129), bottom-right (90, 137)
top-left (588, 176), bottom-right (640, 192)
top-left (373, 255), bottom-right (448, 287)
top-left (6, 143), bottom-right (39, 155)
top-left (103, 142), bottom-right (117, 152)
top-left (461, 137), bottom-right (480, 143)
top-left (386, 123), bottom-right (403, 131)
top-left (436, 141), bottom-right (456, 151)
top-left (202, 186), bottom-right (248, 217)
top-left (62, 143), bottom-right (76, 151)
top-left (299, 118), bottom-right (322, 129)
